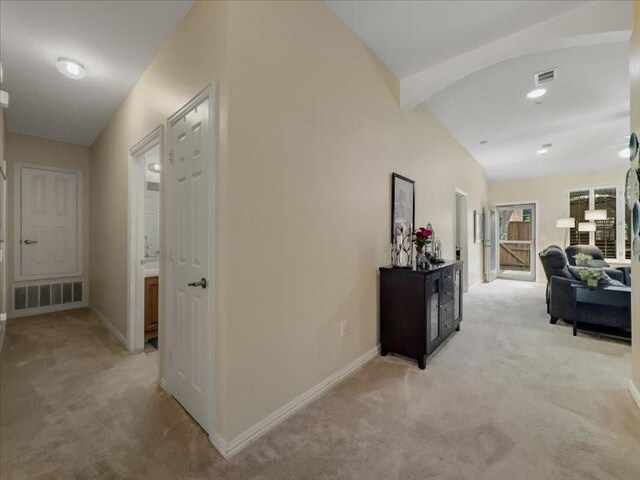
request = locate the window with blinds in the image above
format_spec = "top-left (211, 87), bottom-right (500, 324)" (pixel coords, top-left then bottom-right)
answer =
top-left (568, 186), bottom-right (629, 261)
top-left (593, 187), bottom-right (617, 259)
top-left (569, 190), bottom-right (589, 246)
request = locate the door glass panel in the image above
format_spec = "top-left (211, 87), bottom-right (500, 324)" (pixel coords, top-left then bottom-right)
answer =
top-left (498, 204), bottom-right (535, 281)
top-left (430, 279), bottom-right (439, 341)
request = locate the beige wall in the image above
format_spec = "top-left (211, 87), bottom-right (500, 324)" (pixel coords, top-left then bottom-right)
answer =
top-left (0, 109), bottom-right (5, 315)
top-left (489, 169), bottom-right (627, 283)
top-left (5, 132), bottom-right (90, 312)
top-left (89, 0), bottom-right (487, 443)
top-left (631, 0), bottom-right (640, 398)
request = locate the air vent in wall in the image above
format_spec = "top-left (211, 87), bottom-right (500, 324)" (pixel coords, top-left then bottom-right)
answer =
top-left (534, 68), bottom-right (557, 86)
top-left (14, 281), bottom-right (83, 311)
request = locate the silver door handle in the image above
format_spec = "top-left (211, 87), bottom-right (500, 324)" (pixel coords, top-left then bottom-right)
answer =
top-left (187, 277), bottom-right (208, 289)
top-left (24, 239), bottom-right (38, 245)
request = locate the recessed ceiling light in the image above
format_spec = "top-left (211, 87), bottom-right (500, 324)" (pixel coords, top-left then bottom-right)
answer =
top-left (56, 58), bottom-right (86, 80)
top-left (148, 163), bottom-right (161, 172)
top-left (527, 88), bottom-right (547, 99)
top-left (619, 148), bottom-right (631, 158)
top-left (536, 148), bottom-right (549, 155)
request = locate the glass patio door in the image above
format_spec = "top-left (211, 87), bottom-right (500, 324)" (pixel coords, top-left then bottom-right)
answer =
top-left (497, 203), bottom-right (536, 281)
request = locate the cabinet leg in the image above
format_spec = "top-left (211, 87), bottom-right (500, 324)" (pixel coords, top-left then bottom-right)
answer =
top-left (417, 355), bottom-right (427, 370)
top-left (573, 321), bottom-right (578, 337)
top-left (455, 325), bottom-right (460, 331)
top-left (550, 316), bottom-right (558, 325)
top-left (380, 344), bottom-right (389, 357)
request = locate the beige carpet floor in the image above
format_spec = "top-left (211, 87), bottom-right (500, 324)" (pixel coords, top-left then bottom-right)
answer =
top-left (1, 280), bottom-right (639, 479)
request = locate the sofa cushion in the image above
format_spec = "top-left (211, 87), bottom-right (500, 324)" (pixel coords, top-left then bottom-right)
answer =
top-left (565, 245), bottom-right (609, 267)
top-left (567, 266), bottom-right (626, 286)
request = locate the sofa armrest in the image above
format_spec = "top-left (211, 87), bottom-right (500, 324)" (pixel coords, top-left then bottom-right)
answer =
top-left (549, 276), bottom-right (580, 322)
top-left (603, 268), bottom-right (624, 283)
top-left (614, 266), bottom-right (631, 286)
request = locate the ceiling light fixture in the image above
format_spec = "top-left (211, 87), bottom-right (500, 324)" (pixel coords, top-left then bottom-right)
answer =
top-left (536, 148), bottom-right (549, 155)
top-left (148, 163), bottom-right (161, 173)
top-left (619, 148), bottom-right (631, 158)
top-left (56, 57), bottom-right (86, 80)
top-left (526, 88), bottom-right (546, 99)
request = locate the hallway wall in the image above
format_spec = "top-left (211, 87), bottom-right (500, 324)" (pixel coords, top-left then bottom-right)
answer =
top-left (89, 0), bottom-right (488, 445)
top-left (5, 132), bottom-right (90, 314)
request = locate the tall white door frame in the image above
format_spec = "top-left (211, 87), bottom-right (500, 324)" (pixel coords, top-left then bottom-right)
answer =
top-left (454, 188), bottom-right (469, 292)
top-left (13, 163), bottom-right (83, 281)
top-left (127, 127), bottom-right (164, 353)
top-left (496, 201), bottom-right (538, 282)
top-left (165, 84), bottom-right (217, 435)
top-left (485, 205), bottom-right (498, 282)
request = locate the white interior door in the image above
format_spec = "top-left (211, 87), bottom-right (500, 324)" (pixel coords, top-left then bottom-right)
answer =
top-left (485, 206), bottom-right (498, 282)
top-left (21, 167), bottom-right (78, 278)
top-left (167, 88), bottom-right (214, 432)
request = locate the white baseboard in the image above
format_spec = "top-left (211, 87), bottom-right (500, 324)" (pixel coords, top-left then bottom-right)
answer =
top-left (159, 377), bottom-right (168, 392)
top-left (210, 344), bottom-right (380, 459)
top-left (9, 302), bottom-right (88, 319)
top-left (629, 380), bottom-right (640, 411)
top-left (90, 306), bottom-right (128, 350)
top-left (0, 313), bottom-right (6, 322)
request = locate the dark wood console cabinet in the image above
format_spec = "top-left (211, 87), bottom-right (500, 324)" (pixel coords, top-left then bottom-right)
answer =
top-left (379, 261), bottom-right (463, 369)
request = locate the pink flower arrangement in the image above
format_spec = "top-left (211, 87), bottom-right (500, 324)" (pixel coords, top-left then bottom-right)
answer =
top-left (414, 226), bottom-right (433, 251)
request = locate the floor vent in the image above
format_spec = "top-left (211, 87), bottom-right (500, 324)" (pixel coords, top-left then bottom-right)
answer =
top-left (14, 281), bottom-right (83, 311)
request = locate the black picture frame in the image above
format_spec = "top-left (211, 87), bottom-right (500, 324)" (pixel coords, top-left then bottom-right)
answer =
top-left (391, 173), bottom-right (415, 242)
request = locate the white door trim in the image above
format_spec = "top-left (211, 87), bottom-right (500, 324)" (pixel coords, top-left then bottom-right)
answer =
top-left (165, 83), bottom-right (217, 435)
top-left (127, 126), bottom-right (164, 352)
top-left (453, 188), bottom-right (469, 292)
top-left (495, 201), bottom-right (539, 282)
top-left (484, 204), bottom-right (498, 282)
top-left (13, 163), bottom-right (83, 281)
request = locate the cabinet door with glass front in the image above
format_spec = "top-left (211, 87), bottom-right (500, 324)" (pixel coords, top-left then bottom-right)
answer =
top-left (426, 274), bottom-right (441, 353)
top-left (453, 262), bottom-right (463, 329)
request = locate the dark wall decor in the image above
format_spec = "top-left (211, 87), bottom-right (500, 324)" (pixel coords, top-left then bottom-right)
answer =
top-left (391, 173), bottom-right (415, 242)
top-left (625, 132), bottom-right (640, 259)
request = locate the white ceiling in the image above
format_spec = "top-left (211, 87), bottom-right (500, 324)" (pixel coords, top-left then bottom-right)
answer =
top-left (327, 0), bottom-right (633, 180)
top-left (0, 0), bottom-right (194, 146)
top-left (426, 42), bottom-right (630, 180)
top-left (326, 1), bottom-right (588, 78)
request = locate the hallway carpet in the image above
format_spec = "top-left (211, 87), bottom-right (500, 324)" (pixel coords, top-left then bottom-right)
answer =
top-left (1, 280), bottom-right (639, 479)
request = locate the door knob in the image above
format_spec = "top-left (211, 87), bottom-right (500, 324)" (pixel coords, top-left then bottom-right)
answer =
top-left (187, 277), bottom-right (208, 289)
top-left (24, 239), bottom-right (38, 245)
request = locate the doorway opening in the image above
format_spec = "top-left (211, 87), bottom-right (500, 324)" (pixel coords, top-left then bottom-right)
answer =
top-left (485, 205), bottom-right (498, 282)
top-left (128, 127), bottom-right (163, 355)
top-left (454, 188), bottom-right (469, 292)
top-left (497, 203), bottom-right (536, 281)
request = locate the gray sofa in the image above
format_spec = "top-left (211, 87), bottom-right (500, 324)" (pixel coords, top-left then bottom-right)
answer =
top-left (565, 244), bottom-right (631, 286)
top-left (538, 246), bottom-right (631, 338)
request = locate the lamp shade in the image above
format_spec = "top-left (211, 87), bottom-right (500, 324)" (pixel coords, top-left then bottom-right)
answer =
top-left (556, 217), bottom-right (575, 228)
top-left (585, 209), bottom-right (607, 221)
top-left (578, 222), bottom-right (596, 232)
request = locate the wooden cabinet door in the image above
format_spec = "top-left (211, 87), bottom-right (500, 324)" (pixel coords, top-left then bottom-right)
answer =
top-left (426, 274), bottom-right (441, 354)
top-left (144, 276), bottom-right (159, 333)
